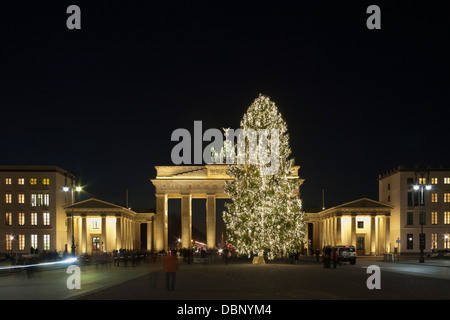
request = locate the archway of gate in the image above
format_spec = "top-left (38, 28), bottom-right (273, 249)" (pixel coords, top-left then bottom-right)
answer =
top-left (151, 165), bottom-right (231, 252)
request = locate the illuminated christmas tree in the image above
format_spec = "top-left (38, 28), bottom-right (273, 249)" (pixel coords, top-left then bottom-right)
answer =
top-left (223, 94), bottom-right (306, 260)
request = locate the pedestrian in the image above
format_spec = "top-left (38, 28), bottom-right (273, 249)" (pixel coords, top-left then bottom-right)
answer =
top-left (222, 248), bottom-right (229, 265)
top-left (323, 246), bottom-right (331, 268)
top-left (332, 248), bottom-right (338, 269)
top-left (322, 247), bottom-right (328, 268)
top-left (315, 248), bottom-right (320, 262)
top-left (163, 249), bottom-right (179, 291)
top-left (187, 249), bottom-right (192, 265)
top-left (309, 248), bottom-right (314, 262)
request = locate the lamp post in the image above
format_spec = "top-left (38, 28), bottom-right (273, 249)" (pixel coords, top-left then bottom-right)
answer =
top-left (413, 170), bottom-right (431, 263)
top-left (64, 177), bottom-right (82, 256)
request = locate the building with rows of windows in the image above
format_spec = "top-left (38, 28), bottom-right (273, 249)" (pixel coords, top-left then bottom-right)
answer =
top-left (0, 166), bottom-right (154, 256)
top-left (0, 166), bottom-right (75, 254)
top-left (378, 165), bottom-right (450, 254)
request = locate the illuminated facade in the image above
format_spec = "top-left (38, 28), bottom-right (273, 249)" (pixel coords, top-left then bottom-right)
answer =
top-left (151, 165), bottom-right (395, 255)
top-left (0, 166), bottom-right (154, 256)
top-left (8, 164), bottom-right (439, 257)
top-left (305, 199), bottom-right (393, 255)
top-left (150, 164), bottom-right (302, 252)
top-left (64, 198), bottom-right (154, 255)
top-left (0, 166), bottom-right (74, 254)
top-left (379, 166), bottom-right (450, 254)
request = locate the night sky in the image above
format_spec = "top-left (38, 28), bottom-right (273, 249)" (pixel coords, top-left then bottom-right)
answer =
top-left (1, 1), bottom-right (449, 225)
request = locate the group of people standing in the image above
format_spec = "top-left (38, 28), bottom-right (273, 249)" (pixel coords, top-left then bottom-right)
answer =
top-left (322, 246), bottom-right (338, 269)
top-left (309, 247), bottom-right (339, 269)
top-left (162, 247), bottom-right (231, 291)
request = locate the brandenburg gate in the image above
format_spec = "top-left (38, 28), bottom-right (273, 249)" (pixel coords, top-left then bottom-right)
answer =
top-left (151, 165), bottom-right (231, 252)
top-left (150, 164), bottom-right (301, 252)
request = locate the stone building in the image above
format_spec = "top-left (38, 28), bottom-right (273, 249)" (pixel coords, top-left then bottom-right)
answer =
top-left (305, 198), bottom-right (392, 255)
top-left (0, 166), bottom-right (153, 256)
top-left (0, 166), bottom-right (74, 254)
top-left (64, 198), bottom-right (154, 255)
top-left (378, 165), bottom-right (450, 254)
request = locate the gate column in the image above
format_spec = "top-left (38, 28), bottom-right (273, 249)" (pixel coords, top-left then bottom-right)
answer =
top-left (206, 194), bottom-right (216, 249)
top-left (155, 194), bottom-right (168, 252)
top-left (181, 193), bottom-right (192, 249)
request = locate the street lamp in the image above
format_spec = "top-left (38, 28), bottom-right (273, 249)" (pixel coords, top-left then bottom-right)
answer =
top-left (64, 176), bottom-right (82, 256)
top-left (414, 169), bottom-right (431, 263)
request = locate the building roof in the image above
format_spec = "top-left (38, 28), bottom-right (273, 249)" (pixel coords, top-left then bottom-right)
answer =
top-left (333, 198), bottom-right (393, 209)
top-left (63, 198), bottom-right (154, 221)
top-left (379, 165), bottom-right (450, 179)
top-left (0, 165), bottom-right (74, 177)
top-left (314, 198), bottom-right (393, 218)
top-left (64, 198), bottom-right (127, 210)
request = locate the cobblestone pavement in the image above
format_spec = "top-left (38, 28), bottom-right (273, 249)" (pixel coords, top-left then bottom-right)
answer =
top-left (77, 256), bottom-right (450, 300)
top-left (2, 256), bottom-right (450, 300)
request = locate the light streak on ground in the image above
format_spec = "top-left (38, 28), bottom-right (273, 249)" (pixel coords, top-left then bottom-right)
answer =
top-left (0, 257), bottom-right (77, 271)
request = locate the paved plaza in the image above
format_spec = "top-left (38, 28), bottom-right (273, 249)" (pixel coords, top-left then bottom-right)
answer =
top-left (2, 255), bottom-right (450, 300)
top-left (77, 257), bottom-right (450, 300)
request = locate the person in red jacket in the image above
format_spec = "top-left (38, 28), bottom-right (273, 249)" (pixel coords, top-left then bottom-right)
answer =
top-left (163, 249), bottom-right (179, 291)
top-left (332, 248), bottom-right (338, 269)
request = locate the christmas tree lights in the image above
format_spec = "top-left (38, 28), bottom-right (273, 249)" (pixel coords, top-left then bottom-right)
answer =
top-left (223, 94), bottom-right (306, 260)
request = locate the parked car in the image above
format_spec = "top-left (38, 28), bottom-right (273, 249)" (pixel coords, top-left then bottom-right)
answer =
top-left (428, 249), bottom-right (450, 258)
top-left (336, 245), bottom-right (357, 265)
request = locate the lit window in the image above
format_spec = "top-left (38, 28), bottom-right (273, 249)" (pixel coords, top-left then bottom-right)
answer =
top-left (18, 213), bottom-right (25, 226)
top-left (43, 234), bottom-right (50, 250)
top-left (18, 178), bottom-right (24, 185)
top-left (18, 193), bottom-right (25, 204)
top-left (44, 194), bottom-right (49, 206)
top-left (6, 235), bottom-right (12, 251)
top-left (445, 212), bottom-right (450, 225)
top-left (31, 194), bottom-right (37, 207)
top-left (31, 213), bottom-right (37, 226)
top-left (5, 213), bottom-right (12, 226)
top-left (431, 211), bottom-right (438, 225)
top-left (445, 235), bottom-right (450, 249)
top-left (31, 234), bottom-right (37, 249)
top-left (31, 194), bottom-right (49, 207)
top-left (419, 177), bottom-right (427, 185)
top-left (431, 178), bottom-right (438, 185)
top-left (42, 178), bottom-right (50, 185)
top-left (445, 178), bottom-right (450, 184)
top-left (5, 194), bottom-right (12, 204)
top-left (431, 193), bottom-right (438, 203)
top-left (37, 194), bottom-right (42, 206)
top-left (431, 233), bottom-right (438, 250)
top-left (5, 178), bottom-right (11, 185)
top-left (445, 193), bottom-right (450, 203)
top-left (19, 235), bottom-right (25, 251)
top-left (30, 178), bottom-right (37, 185)
top-left (43, 212), bottom-right (50, 226)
